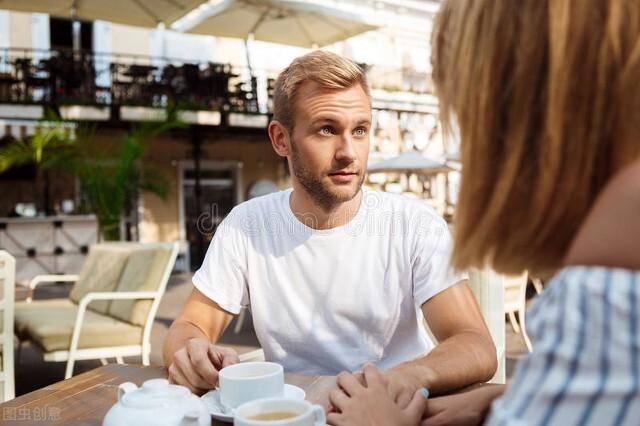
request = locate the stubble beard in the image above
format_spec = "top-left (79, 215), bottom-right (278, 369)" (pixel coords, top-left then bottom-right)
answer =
top-left (290, 143), bottom-right (364, 212)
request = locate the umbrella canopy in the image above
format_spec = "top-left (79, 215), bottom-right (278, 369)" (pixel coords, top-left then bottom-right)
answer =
top-left (0, 0), bottom-right (206, 27)
top-left (171, 0), bottom-right (380, 48)
top-left (368, 151), bottom-right (451, 175)
top-left (444, 151), bottom-right (461, 171)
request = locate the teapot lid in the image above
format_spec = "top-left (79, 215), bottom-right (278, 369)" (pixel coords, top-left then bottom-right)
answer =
top-left (122, 379), bottom-right (190, 409)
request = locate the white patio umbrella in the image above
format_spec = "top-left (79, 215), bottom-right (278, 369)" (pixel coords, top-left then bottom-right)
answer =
top-left (368, 151), bottom-right (453, 206)
top-left (171, 0), bottom-right (380, 76)
top-left (444, 151), bottom-right (461, 171)
top-left (368, 151), bottom-right (452, 175)
top-left (0, 0), bottom-right (207, 27)
top-left (171, 0), bottom-right (380, 48)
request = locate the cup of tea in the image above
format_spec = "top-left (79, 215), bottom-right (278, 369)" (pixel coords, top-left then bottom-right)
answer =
top-left (234, 398), bottom-right (326, 426)
top-left (219, 362), bottom-right (285, 410)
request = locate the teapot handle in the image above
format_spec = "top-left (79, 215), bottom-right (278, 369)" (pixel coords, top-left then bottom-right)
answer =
top-left (118, 382), bottom-right (138, 402)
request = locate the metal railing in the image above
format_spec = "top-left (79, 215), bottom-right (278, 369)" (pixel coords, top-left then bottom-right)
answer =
top-left (0, 47), bottom-right (276, 114)
top-left (0, 47), bottom-right (434, 117)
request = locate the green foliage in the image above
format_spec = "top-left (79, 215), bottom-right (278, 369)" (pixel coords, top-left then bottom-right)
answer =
top-left (0, 116), bottom-right (75, 173)
top-left (72, 112), bottom-right (184, 240)
top-left (0, 112), bottom-right (77, 214)
top-left (0, 109), bottom-right (184, 240)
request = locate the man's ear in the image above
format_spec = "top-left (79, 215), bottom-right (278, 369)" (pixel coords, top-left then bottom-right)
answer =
top-left (268, 121), bottom-right (291, 157)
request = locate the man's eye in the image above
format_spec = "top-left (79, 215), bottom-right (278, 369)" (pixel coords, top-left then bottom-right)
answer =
top-left (320, 126), bottom-right (334, 135)
top-left (354, 128), bottom-right (368, 137)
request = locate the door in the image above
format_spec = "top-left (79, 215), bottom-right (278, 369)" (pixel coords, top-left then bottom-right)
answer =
top-left (180, 161), bottom-right (242, 271)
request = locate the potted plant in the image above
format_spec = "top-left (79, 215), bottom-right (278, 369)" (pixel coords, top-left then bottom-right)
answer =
top-left (72, 115), bottom-right (184, 240)
top-left (0, 110), bottom-right (183, 240)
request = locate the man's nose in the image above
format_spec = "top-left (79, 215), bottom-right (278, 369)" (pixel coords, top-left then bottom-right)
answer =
top-left (335, 133), bottom-right (357, 163)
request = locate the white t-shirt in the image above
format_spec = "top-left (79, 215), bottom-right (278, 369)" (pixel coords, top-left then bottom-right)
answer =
top-left (193, 188), bottom-right (467, 375)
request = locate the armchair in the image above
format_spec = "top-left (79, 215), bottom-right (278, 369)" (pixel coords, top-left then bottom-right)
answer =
top-left (14, 242), bottom-right (178, 379)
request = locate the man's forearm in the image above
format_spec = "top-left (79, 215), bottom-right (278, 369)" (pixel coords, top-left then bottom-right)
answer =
top-left (163, 320), bottom-right (211, 367)
top-left (391, 330), bottom-right (497, 395)
top-left (163, 289), bottom-right (235, 368)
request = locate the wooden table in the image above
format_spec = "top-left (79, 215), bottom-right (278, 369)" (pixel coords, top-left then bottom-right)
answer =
top-left (0, 364), bottom-right (336, 425)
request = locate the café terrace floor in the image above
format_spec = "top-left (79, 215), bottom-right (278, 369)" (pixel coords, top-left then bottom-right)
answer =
top-left (14, 273), bottom-right (529, 396)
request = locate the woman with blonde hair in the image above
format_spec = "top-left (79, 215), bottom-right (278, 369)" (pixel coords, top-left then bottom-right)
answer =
top-left (327, 0), bottom-right (640, 424)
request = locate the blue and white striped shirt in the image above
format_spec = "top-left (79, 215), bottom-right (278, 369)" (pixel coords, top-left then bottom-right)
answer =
top-left (488, 266), bottom-right (640, 425)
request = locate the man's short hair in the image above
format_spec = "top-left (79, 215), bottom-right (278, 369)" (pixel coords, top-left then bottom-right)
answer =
top-left (272, 50), bottom-right (370, 131)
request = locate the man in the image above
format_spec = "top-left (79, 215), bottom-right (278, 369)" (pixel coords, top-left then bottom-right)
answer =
top-left (164, 51), bottom-right (496, 405)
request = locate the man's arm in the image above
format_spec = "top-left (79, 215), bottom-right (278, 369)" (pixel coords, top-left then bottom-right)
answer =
top-left (384, 280), bottom-right (497, 404)
top-left (163, 287), bottom-right (240, 393)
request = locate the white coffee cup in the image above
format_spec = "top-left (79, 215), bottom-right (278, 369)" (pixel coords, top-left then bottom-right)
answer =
top-left (219, 362), bottom-right (285, 410)
top-left (234, 398), bottom-right (326, 426)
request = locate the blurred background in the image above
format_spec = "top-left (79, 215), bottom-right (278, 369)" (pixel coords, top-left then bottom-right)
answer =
top-left (0, 0), bottom-right (532, 398)
top-left (0, 1), bottom-right (454, 277)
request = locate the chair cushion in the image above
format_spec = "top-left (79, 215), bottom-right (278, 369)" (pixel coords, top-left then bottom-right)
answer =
top-left (108, 243), bottom-right (173, 326)
top-left (15, 299), bottom-right (143, 352)
top-left (69, 244), bottom-right (135, 314)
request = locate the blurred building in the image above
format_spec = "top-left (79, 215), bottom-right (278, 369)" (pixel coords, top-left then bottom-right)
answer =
top-left (0, 0), bottom-right (454, 277)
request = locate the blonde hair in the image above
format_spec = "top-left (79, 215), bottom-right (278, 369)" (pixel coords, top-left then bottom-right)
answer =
top-left (273, 50), bottom-right (370, 130)
top-left (432, 0), bottom-right (640, 277)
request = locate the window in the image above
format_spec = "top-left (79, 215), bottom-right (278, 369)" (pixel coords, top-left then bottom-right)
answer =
top-left (49, 17), bottom-right (93, 51)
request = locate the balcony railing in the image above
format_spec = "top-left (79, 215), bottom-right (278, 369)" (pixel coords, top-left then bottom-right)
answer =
top-left (0, 48), bottom-right (275, 115)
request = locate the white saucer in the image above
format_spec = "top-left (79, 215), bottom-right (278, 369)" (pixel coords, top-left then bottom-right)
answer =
top-left (201, 384), bottom-right (306, 423)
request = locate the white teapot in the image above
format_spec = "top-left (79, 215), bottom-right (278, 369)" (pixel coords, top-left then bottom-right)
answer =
top-left (103, 378), bottom-right (209, 426)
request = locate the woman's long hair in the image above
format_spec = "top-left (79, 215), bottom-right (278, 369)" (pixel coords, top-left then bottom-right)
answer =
top-left (432, 0), bottom-right (640, 277)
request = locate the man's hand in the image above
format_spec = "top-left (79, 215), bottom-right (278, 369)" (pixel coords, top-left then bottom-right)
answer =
top-left (327, 364), bottom-right (428, 426)
top-left (351, 364), bottom-right (434, 409)
top-left (421, 385), bottom-right (505, 426)
top-left (382, 364), bottom-right (435, 409)
top-left (167, 337), bottom-right (240, 394)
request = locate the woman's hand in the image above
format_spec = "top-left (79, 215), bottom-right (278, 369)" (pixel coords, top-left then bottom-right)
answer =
top-left (327, 364), bottom-right (429, 426)
top-left (421, 385), bottom-right (505, 426)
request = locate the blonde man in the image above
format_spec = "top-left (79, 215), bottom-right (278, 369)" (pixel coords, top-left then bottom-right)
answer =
top-left (164, 51), bottom-right (496, 404)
